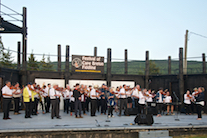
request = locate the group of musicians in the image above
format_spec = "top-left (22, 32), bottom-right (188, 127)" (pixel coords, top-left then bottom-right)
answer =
top-left (1, 81), bottom-right (205, 120)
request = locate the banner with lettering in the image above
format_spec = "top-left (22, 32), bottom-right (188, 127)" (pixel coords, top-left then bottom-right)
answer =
top-left (72, 55), bottom-right (104, 73)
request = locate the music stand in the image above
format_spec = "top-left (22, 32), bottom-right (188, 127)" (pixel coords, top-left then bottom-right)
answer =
top-left (173, 91), bottom-right (180, 121)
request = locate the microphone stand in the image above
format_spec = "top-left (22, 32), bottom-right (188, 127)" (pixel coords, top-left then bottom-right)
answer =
top-left (173, 91), bottom-right (180, 121)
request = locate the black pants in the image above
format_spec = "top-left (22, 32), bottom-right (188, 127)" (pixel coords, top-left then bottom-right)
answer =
top-left (33, 98), bottom-right (39, 114)
top-left (81, 102), bottom-right (86, 114)
top-left (139, 104), bottom-right (145, 114)
top-left (157, 103), bottom-right (163, 114)
top-left (3, 98), bottom-right (11, 119)
top-left (196, 104), bottom-right (203, 118)
top-left (30, 101), bottom-right (34, 116)
top-left (185, 103), bottom-right (192, 114)
top-left (119, 98), bottom-right (127, 115)
top-left (45, 96), bottom-right (50, 113)
top-left (74, 100), bottom-right (82, 117)
top-left (24, 100), bottom-right (32, 118)
top-left (51, 99), bottom-right (60, 118)
top-left (134, 99), bottom-right (139, 108)
top-left (91, 99), bottom-right (97, 116)
top-left (97, 99), bottom-right (101, 112)
top-left (108, 106), bottom-right (114, 116)
top-left (101, 98), bottom-right (107, 114)
top-left (70, 101), bottom-right (74, 112)
top-left (14, 97), bottom-right (20, 113)
top-left (86, 97), bottom-right (91, 112)
top-left (64, 99), bottom-right (69, 113)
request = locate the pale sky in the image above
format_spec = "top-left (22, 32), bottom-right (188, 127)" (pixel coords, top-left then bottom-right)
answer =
top-left (1, 0), bottom-right (207, 62)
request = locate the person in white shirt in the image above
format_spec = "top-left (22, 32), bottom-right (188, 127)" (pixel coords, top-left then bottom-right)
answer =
top-left (163, 91), bottom-right (174, 115)
top-left (90, 85), bottom-right (101, 116)
top-left (132, 85), bottom-right (140, 108)
top-left (118, 84), bottom-right (128, 116)
top-left (45, 83), bottom-right (51, 113)
top-left (126, 86), bottom-right (133, 109)
top-left (50, 84), bottom-right (61, 119)
top-left (155, 87), bottom-right (165, 117)
top-left (69, 88), bottom-right (75, 116)
top-left (184, 90), bottom-right (192, 115)
top-left (13, 82), bottom-right (22, 115)
top-left (139, 89), bottom-right (146, 113)
top-left (2, 81), bottom-right (13, 120)
top-left (63, 84), bottom-right (70, 114)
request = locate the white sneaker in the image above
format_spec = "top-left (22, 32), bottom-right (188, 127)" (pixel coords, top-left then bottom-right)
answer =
top-left (108, 115), bottom-right (111, 118)
top-left (111, 115), bottom-right (115, 118)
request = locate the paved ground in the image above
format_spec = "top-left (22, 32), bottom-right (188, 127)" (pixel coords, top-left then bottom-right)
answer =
top-left (1, 110), bottom-right (207, 132)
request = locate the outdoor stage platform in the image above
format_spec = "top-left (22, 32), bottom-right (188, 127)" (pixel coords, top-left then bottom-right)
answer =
top-left (0, 111), bottom-right (207, 138)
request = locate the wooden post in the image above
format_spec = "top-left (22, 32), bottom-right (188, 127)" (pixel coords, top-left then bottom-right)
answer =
top-left (94, 47), bottom-right (97, 56)
top-left (57, 44), bottom-right (61, 72)
top-left (65, 45), bottom-right (69, 72)
top-left (168, 56), bottom-right (171, 75)
top-left (202, 53), bottom-right (206, 74)
top-left (107, 48), bottom-right (111, 87)
top-left (65, 45), bottom-right (70, 86)
top-left (179, 48), bottom-right (184, 103)
top-left (183, 30), bottom-right (188, 74)
top-left (17, 41), bottom-right (21, 70)
top-left (22, 7), bottom-right (27, 86)
top-left (22, 7), bottom-right (27, 71)
top-left (145, 51), bottom-right (149, 89)
top-left (125, 49), bottom-right (128, 74)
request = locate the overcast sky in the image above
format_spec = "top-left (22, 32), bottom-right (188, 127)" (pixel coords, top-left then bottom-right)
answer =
top-left (1, 0), bottom-right (207, 62)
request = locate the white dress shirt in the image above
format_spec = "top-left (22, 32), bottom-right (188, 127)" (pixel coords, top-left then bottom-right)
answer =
top-left (164, 96), bottom-right (172, 103)
top-left (119, 88), bottom-right (127, 98)
top-left (90, 89), bottom-right (97, 99)
top-left (2, 85), bottom-right (13, 98)
top-left (138, 92), bottom-right (146, 104)
top-left (69, 91), bottom-right (75, 102)
top-left (184, 94), bottom-right (191, 104)
top-left (132, 88), bottom-right (139, 99)
top-left (49, 88), bottom-right (61, 99)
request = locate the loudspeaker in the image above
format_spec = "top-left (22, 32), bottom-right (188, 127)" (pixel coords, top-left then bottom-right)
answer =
top-left (134, 114), bottom-right (154, 126)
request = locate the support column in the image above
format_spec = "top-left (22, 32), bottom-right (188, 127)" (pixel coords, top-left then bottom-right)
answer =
top-left (202, 53), bottom-right (206, 74)
top-left (145, 51), bottom-right (149, 89)
top-left (183, 30), bottom-right (188, 74)
top-left (17, 41), bottom-right (21, 70)
top-left (57, 44), bottom-right (61, 72)
top-left (168, 56), bottom-right (171, 75)
top-left (22, 7), bottom-right (27, 86)
top-left (107, 48), bottom-right (111, 87)
top-left (179, 48), bottom-right (184, 103)
top-left (65, 45), bottom-right (70, 86)
top-left (125, 49), bottom-right (128, 74)
top-left (94, 47), bottom-right (97, 56)
top-left (22, 7), bottom-right (27, 70)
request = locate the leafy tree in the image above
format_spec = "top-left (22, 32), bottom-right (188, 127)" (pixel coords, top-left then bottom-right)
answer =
top-left (149, 60), bottom-right (160, 75)
top-left (40, 54), bottom-right (54, 71)
top-left (28, 51), bottom-right (39, 71)
top-left (0, 37), bottom-right (14, 68)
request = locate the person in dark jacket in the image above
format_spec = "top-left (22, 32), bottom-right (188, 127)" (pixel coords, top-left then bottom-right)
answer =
top-left (195, 87), bottom-right (205, 120)
top-left (73, 83), bottom-right (83, 118)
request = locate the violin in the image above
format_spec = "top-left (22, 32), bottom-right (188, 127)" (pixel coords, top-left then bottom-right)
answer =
top-left (55, 87), bottom-right (64, 91)
top-left (143, 92), bottom-right (150, 97)
top-left (10, 86), bottom-right (16, 89)
top-left (96, 90), bottom-right (102, 94)
top-left (187, 94), bottom-right (193, 98)
top-left (111, 91), bottom-right (119, 95)
top-left (160, 91), bottom-right (166, 95)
